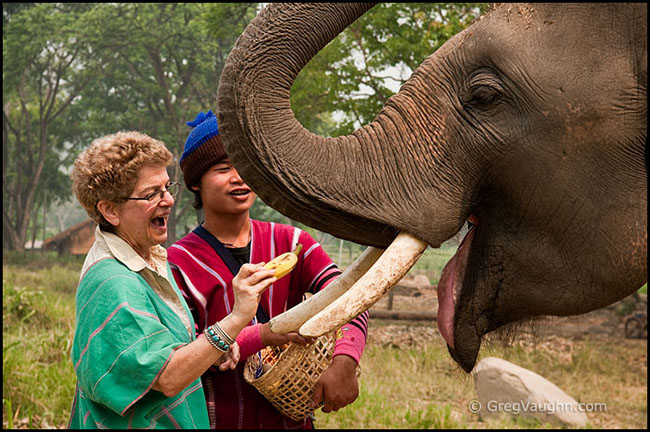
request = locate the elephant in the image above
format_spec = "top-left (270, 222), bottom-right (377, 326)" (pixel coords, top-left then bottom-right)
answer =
top-left (216, 3), bottom-right (647, 372)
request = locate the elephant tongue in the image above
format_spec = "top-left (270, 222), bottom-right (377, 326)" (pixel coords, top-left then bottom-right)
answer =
top-left (437, 221), bottom-right (476, 349)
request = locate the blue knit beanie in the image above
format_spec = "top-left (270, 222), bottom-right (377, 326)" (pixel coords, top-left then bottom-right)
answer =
top-left (180, 110), bottom-right (226, 189)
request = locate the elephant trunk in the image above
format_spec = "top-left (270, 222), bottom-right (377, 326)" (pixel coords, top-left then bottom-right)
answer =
top-left (218, 3), bottom-right (393, 247)
top-left (217, 3), bottom-right (474, 336)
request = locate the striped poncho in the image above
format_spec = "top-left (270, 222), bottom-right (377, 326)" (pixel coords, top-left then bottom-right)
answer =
top-left (168, 219), bottom-right (368, 429)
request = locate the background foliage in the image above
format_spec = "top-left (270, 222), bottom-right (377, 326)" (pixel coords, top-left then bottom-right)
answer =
top-left (292, 3), bottom-right (488, 136)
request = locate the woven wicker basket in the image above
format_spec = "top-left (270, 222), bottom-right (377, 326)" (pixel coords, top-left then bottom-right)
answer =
top-left (243, 331), bottom-right (338, 421)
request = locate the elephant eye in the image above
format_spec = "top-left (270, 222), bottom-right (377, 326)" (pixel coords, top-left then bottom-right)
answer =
top-left (463, 72), bottom-right (503, 110)
top-left (470, 84), bottom-right (501, 107)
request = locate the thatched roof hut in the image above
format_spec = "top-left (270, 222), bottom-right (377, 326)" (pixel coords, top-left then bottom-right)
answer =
top-left (43, 219), bottom-right (96, 255)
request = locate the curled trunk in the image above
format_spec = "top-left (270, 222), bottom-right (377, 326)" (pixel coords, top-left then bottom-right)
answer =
top-left (217, 3), bottom-right (470, 249)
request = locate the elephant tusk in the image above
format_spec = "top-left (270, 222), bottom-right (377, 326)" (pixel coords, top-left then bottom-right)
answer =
top-left (268, 245), bottom-right (384, 334)
top-left (299, 231), bottom-right (428, 337)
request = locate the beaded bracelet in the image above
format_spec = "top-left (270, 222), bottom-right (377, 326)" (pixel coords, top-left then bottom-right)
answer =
top-left (213, 321), bottom-right (236, 345)
top-left (204, 321), bottom-right (235, 353)
top-left (204, 327), bottom-right (229, 352)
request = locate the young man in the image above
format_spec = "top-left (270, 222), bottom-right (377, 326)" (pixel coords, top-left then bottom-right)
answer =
top-left (168, 110), bottom-right (369, 429)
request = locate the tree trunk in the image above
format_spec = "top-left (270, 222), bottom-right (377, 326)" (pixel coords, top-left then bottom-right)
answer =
top-left (30, 202), bottom-right (38, 250)
top-left (40, 190), bottom-right (47, 254)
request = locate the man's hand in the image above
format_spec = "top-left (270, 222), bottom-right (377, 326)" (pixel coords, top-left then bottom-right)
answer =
top-left (260, 322), bottom-right (314, 347)
top-left (311, 354), bottom-right (359, 412)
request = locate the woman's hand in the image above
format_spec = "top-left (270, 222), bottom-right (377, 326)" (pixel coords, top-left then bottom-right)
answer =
top-left (230, 263), bottom-right (276, 324)
top-left (154, 266), bottom-right (274, 397)
top-left (216, 343), bottom-right (241, 371)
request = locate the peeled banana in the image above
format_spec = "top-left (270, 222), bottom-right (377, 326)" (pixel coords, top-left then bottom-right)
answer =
top-left (264, 243), bottom-right (303, 280)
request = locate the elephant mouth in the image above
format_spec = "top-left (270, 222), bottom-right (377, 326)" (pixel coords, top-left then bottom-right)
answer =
top-left (437, 215), bottom-right (478, 369)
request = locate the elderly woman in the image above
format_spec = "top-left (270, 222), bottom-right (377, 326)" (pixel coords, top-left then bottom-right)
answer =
top-left (67, 131), bottom-right (277, 429)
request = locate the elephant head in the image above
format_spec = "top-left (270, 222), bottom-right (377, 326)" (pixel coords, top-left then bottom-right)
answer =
top-left (217, 3), bottom-right (647, 372)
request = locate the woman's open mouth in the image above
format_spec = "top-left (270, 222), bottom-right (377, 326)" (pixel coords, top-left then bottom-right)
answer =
top-left (151, 216), bottom-right (167, 229)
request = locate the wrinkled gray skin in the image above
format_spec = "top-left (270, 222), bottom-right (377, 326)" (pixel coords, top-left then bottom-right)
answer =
top-left (217, 3), bottom-right (647, 372)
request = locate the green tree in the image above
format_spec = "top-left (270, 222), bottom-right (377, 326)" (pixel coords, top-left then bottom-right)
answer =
top-left (3, 3), bottom-right (113, 250)
top-left (69, 3), bottom-right (260, 243)
top-left (3, 3), bottom-right (261, 249)
top-left (292, 3), bottom-right (489, 136)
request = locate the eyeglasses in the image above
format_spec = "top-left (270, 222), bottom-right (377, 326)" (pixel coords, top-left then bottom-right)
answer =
top-left (124, 182), bottom-right (180, 204)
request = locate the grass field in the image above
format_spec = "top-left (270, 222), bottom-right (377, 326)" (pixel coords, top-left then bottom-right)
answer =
top-left (3, 250), bottom-right (647, 429)
top-left (314, 320), bottom-right (647, 429)
top-left (3, 252), bottom-right (83, 429)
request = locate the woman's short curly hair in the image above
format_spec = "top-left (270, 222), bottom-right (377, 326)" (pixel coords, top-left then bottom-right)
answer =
top-left (71, 131), bottom-right (173, 231)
